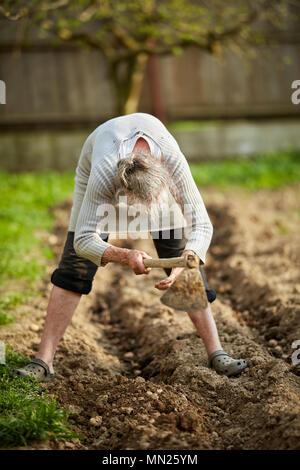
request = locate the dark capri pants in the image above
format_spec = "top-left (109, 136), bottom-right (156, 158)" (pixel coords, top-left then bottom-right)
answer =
top-left (51, 231), bottom-right (217, 303)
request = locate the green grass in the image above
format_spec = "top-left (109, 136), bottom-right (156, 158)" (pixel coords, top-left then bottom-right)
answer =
top-left (0, 348), bottom-right (81, 448)
top-left (190, 150), bottom-right (300, 189)
top-left (168, 120), bottom-right (220, 132)
top-left (0, 170), bottom-right (75, 325)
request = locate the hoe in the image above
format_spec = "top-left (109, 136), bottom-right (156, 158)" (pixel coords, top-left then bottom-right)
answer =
top-left (144, 253), bottom-right (208, 312)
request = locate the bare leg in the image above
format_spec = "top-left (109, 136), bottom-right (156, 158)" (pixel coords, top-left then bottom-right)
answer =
top-left (37, 285), bottom-right (81, 373)
top-left (188, 303), bottom-right (222, 357)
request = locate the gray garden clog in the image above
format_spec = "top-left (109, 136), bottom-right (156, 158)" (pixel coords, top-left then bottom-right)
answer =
top-left (208, 350), bottom-right (248, 377)
top-left (10, 358), bottom-right (55, 382)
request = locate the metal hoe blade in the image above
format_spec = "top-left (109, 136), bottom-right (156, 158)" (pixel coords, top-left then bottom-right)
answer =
top-left (160, 267), bottom-right (208, 312)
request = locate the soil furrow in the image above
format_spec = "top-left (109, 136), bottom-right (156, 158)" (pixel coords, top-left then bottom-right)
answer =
top-left (95, 250), bottom-right (300, 450)
top-left (1, 187), bottom-right (300, 450)
top-left (205, 189), bottom-right (300, 372)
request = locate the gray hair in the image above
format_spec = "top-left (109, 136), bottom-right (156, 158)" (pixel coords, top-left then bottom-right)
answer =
top-left (116, 152), bottom-right (172, 206)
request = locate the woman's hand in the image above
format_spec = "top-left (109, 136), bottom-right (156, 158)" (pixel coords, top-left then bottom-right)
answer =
top-left (101, 245), bottom-right (152, 275)
top-left (155, 266), bottom-right (184, 290)
top-left (126, 249), bottom-right (152, 275)
top-left (155, 250), bottom-right (196, 290)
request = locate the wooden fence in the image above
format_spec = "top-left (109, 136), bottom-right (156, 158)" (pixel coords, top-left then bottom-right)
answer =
top-left (0, 42), bottom-right (300, 127)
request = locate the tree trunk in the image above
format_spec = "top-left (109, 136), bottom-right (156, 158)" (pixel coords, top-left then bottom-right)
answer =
top-left (109, 53), bottom-right (148, 116)
top-left (148, 54), bottom-right (166, 123)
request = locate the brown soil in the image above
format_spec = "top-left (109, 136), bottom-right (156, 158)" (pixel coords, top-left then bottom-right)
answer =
top-left (2, 185), bottom-right (300, 450)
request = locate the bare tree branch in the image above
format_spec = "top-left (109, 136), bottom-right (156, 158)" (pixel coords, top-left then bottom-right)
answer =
top-left (40, 0), bottom-right (70, 11)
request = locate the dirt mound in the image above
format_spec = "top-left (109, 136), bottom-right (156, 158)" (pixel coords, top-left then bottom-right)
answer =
top-left (2, 185), bottom-right (300, 450)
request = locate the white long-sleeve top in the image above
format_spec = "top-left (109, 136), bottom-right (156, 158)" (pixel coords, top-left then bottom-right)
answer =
top-left (70, 113), bottom-right (213, 266)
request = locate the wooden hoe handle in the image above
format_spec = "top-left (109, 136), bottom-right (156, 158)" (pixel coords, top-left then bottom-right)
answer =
top-left (144, 254), bottom-right (199, 269)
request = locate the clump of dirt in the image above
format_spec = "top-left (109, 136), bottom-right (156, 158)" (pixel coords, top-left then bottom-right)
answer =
top-left (83, 377), bottom-right (213, 450)
top-left (2, 185), bottom-right (300, 450)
